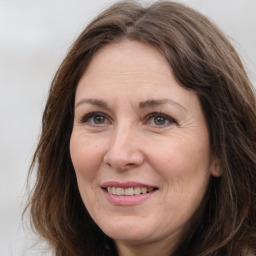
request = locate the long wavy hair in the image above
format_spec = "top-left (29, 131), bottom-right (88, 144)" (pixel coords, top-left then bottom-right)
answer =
top-left (26, 1), bottom-right (256, 255)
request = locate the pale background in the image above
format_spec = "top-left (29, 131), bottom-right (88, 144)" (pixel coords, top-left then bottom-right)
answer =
top-left (0, 0), bottom-right (255, 255)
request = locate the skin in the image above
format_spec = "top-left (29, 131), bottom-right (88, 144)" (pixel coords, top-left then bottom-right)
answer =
top-left (70, 40), bottom-right (220, 256)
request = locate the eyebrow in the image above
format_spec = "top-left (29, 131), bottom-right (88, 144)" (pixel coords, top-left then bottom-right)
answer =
top-left (75, 98), bottom-right (187, 111)
top-left (139, 99), bottom-right (187, 111)
top-left (75, 98), bottom-right (110, 109)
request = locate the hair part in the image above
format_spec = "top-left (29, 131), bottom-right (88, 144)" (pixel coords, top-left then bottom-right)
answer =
top-left (26, 1), bottom-right (256, 255)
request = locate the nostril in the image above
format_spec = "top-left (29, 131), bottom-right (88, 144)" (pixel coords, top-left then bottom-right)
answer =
top-left (103, 149), bottom-right (145, 170)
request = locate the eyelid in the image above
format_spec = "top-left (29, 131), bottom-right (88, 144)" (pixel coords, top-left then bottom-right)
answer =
top-left (144, 112), bottom-right (176, 127)
top-left (79, 111), bottom-right (111, 125)
top-left (78, 111), bottom-right (176, 128)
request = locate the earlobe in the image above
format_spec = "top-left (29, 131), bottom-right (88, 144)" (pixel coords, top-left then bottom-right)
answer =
top-left (210, 154), bottom-right (222, 177)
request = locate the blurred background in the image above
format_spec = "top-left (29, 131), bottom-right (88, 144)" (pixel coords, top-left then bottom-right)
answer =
top-left (1, 0), bottom-right (255, 255)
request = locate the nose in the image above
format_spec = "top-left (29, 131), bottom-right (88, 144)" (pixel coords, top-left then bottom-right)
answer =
top-left (103, 124), bottom-right (144, 170)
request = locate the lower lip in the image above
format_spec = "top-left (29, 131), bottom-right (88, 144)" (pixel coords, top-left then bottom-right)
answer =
top-left (102, 189), bottom-right (157, 206)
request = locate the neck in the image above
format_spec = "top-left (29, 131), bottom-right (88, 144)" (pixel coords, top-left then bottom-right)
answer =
top-left (115, 237), bottom-right (181, 256)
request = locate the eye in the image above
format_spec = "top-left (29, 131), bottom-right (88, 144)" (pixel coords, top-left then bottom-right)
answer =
top-left (145, 112), bottom-right (175, 127)
top-left (80, 112), bottom-right (110, 126)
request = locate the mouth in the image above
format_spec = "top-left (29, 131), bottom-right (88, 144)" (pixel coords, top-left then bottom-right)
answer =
top-left (103, 186), bottom-right (158, 196)
top-left (101, 182), bottom-right (158, 206)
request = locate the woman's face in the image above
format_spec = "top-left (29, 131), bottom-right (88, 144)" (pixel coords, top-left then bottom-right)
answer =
top-left (70, 40), bottom-right (220, 254)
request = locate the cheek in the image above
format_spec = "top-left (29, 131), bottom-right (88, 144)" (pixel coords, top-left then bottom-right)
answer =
top-left (150, 139), bottom-right (211, 223)
top-left (69, 134), bottom-right (104, 181)
top-left (148, 136), bottom-right (211, 191)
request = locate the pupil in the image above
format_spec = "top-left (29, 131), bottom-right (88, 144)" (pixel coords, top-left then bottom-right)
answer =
top-left (154, 116), bottom-right (165, 125)
top-left (94, 115), bottom-right (104, 124)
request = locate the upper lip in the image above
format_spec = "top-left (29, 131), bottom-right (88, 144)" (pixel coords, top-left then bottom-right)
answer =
top-left (101, 181), bottom-right (158, 189)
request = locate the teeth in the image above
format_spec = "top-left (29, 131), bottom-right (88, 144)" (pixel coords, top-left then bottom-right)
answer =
top-left (116, 187), bottom-right (124, 196)
top-left (125, 188), bottom-right (133, 196)
top-left (134, 187), bottom-right (141, 195)
top-left (148, 188), bottom-right (153, 192)
top-left (141, 187), bottom-right (147, 194)
top-left (106, 187), bottom-right (155, 196)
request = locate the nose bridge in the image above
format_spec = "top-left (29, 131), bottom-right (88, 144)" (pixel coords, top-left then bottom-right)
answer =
top-left (104, 121), bottom-right (144, 169)
top-left (113, 122), bottom-right (132, 148)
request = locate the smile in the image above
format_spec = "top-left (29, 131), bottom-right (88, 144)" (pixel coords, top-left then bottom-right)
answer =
top-left (105, 187), bottom-right (155, 196)
top-left (101, 182), bottom-right (158, 205)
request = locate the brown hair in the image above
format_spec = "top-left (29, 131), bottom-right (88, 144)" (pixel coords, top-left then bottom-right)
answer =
top-left (26, 1), bottom-right (256, 255)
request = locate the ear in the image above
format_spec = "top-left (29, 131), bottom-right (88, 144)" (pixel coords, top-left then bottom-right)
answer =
top-left (210, 153), bottom-right (221, 177)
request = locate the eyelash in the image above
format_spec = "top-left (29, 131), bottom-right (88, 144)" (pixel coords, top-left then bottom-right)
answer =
top-left (145, 112), bottom-right (176, 127)
top-left (79, 112), bottom-right (176, 128)
top-left (79, 112), bottom-right (110, 126)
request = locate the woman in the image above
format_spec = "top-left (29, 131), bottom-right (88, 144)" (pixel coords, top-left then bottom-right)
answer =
top-left (26, 1), bottom-right (256, 255)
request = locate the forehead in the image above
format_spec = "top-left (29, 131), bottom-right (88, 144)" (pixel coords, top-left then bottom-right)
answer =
top-left (75, 39), bottom-right (199, 110)
top-left (84, 39), bottom-right (171, 81)
top-left (78, 41), bottom-right (171, 90)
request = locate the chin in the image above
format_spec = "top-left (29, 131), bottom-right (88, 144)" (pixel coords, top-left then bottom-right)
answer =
top-left (98, 217), bottom-right (155, 243)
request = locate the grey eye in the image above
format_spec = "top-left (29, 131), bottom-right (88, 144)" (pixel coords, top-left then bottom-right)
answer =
top-left (153, 116), bottom-right (167, 125)
top-left (93, 115), bottom-right (106, 124)
top-left (146, 112), bottom-right (176, 127)
top-left (82, 112), bottom-right (108, 126)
